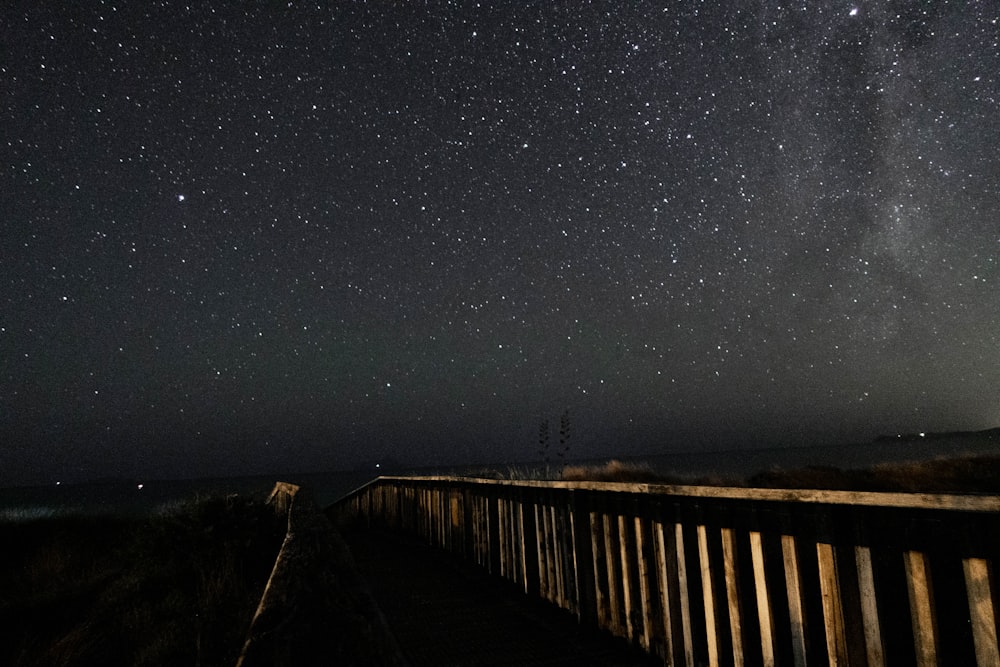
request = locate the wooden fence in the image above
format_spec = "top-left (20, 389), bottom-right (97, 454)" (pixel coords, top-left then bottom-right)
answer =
top-left (330, 476), bottom-right (1000, 666)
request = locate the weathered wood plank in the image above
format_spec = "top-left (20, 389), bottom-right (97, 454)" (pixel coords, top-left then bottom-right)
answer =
top-left (963, 557), bottom-right (999, 667)
top-left (604, 511), bottom-right (624, 636)
top-left (750, 530), bottom-right (776, 667)
top-left (904, 549), bottom-right (938, 667)
top-left (721, 527), bottom-right (744, 667)
top-left (653, 521), bottom-right (677, 663)
top-left (333, 477), bottom-right (1000, 667)
top-left (675, 522), bottom-right (696, 667)
top-left (817, 542), bottom-right (848, 665)
top-left (855, 545), bottom-right (885, 667)
top-left (635, 516), bottom-right (653, 651)
top-left (591, 510), bottom-right (608, 628)
top-left (569, 492), bottom-right (597, 625)
top-left (697, 524), bottom-right (720, 667)
top-left (619, 513), bottom-right (635, 641)
top-left (781, 534), bottom-right (808, 667)
top-left (361, 475), bottom-right (1000, 512)
top-left (536, 503), bottom-right (550, 600)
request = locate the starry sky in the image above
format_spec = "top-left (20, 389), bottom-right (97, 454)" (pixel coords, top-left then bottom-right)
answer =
top-left (2, 2), bottom-right (999, 486)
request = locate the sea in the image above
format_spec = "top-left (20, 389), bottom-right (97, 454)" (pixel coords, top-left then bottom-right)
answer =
top-left (0, 470), bottom-right (377, 522)
top-left (2, 432), bottom-right (998, 521)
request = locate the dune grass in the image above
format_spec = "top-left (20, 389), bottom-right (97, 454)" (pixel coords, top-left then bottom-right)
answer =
top-left (554, 455), bottom-right (1000, 493)
top-left (0, 493), bottom-right (286, 667)
top-left (746, 454), bottom-right (1000, 493)
top-left (561, 459), bottom-right (673, 484)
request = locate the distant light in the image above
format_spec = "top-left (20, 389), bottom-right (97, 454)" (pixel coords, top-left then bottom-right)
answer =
top-left (137, 483), bottom-right (144, 490)
top-left (375, 463), bottom-right (381, 468)
top-left (177, 194), bottom-right (185, 202)
top-left (56, 481), bottom-right (61, 486)
top-left (919, 432), bottom-right (926, 438)
top-left (849, 7), bottom-right (859, 16)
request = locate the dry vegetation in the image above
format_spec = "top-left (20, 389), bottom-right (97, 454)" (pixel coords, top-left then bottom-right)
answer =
top-left (562, 460), bottom-right (682, 484)
top-left (746, 454), bottom-right (1000, 493)
top-left (0, 493), bottom-right (285, 667)
top-left (558, 455), bottom-right (1000, 493)
top-left (561, 459), bottom-right (740, 486)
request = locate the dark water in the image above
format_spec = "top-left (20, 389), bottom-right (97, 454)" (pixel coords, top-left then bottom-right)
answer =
top-left (3, 433), bottom-right (998, 520)
top-left (0, 470), bottom-right (377, 521)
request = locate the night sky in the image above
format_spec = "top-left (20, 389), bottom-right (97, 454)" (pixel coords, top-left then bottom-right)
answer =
top-left (3, 2), bottom-right (999, 486)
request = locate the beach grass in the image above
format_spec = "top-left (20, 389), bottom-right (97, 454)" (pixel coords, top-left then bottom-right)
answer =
top-left (0, 492), bottom-right (285, 667)
top-left (554, 454), bottom-right (1000, 493)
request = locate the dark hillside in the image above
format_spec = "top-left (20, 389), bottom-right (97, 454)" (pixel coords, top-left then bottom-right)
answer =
top-left (0, 494), bottom-right (285, 667)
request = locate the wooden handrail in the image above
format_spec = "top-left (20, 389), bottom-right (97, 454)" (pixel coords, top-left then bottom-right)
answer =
top-left (330, 476), bottom-right (1000, 666)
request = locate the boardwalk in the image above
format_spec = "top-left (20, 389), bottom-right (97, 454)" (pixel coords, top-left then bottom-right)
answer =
top-left (333, 476), bottom-right (1000, 666)
top-left (343, 528), bottom-right (659, 667)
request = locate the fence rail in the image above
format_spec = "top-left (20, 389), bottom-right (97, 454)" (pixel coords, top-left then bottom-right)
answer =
top-left (330, 476), bottom-right (1000, 666)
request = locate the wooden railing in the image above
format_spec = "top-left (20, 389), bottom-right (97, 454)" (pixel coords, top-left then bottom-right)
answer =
top-left (239, 482), bottom-right (406, 667)
top-left (329, 476), bottom-right (1000, 666)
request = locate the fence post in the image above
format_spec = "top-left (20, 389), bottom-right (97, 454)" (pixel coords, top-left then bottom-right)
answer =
top-left (330, 477), bottom-right (1000, 667)
top-left (963, 557), bottom-right (1000, 666)
top-left (570, 488), bottom-right (598, 627)
top-left (603, 505), bottom-right (624, 637)
top-left (519, 486), bottom-right (540, 596)
top-left (484, 488), bottom-right (497, 574)
top-left (905, 549), bottom-right (938, 666)
top-left (781, 533), bottom-right (809, 667)
top-left (634, 510), bottom-right (655, 653)
top-left (721, 526), bottom-right (744, 666)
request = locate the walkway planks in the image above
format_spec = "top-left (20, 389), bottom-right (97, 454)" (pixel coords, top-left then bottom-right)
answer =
top-left (343, 528), bottom-right (658, 667)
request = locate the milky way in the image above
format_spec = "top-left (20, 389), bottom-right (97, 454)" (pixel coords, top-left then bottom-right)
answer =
top-left (2, 2), bottom-right (998, 484)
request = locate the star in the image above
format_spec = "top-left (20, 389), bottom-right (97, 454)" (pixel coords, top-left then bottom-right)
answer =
top-left (0, 1), bottom-right (996, 485)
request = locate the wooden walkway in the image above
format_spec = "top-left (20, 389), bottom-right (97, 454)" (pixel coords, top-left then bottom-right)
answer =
top-left (343, 528), bottom-right (659, 667)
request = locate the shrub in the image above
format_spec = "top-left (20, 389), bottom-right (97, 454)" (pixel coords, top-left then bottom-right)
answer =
top-left (0, 492), bottom-right (286, 667)
top-left (561, 460), bottom-right (669, 483)
top-left (746, 455), bottom-right (1000, 493)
